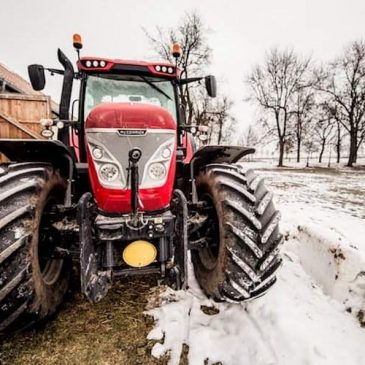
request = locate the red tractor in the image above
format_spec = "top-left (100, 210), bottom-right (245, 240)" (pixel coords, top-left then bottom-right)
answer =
top-left (0, 36), bottom-right (282, 332)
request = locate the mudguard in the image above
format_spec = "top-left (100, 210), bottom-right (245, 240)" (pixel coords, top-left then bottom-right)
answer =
top-left (0, 139), bottom-right (75, 175)
top-left (190, 145), bottom-right (255, 175)
top-left (187, 145), bottom-right (255, 204)
top-left (0, 139), bottom-right (75, 206)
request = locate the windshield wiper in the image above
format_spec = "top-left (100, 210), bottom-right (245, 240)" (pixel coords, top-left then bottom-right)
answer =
top-left (139, 76), bottom-right (172, 101)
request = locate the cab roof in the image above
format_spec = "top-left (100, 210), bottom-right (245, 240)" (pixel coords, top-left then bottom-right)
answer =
top-left (77, 57), bottom-right (179, 78)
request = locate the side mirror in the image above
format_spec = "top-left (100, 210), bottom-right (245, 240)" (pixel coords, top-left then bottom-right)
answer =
top-left (28, 64), bottom-right (46, 91)
top-left (205, 75), bottom-right (217, 98)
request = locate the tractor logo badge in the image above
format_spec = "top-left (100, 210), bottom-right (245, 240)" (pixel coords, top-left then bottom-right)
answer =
top-left (117, 129), bottom-right (147, 136)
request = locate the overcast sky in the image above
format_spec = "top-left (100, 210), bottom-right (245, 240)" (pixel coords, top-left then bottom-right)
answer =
top-left (2, 0), bottom-right (365, 135)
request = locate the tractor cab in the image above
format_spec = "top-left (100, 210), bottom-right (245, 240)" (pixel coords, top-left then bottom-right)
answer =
top-left (77, 57), bottom-right (179, 122)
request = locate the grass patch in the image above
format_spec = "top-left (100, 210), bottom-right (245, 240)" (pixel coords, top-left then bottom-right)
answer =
top-left (0, 275), bottom-right (168, 365)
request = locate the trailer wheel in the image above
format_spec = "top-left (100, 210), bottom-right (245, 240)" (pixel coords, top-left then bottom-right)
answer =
top-left (191, 163), bottom-right (283, 302)
top-left (0, 163), bottom-right (71, 333)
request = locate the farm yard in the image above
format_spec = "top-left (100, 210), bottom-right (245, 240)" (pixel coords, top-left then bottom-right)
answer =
top-left (1, 163), bottom-right (364, 365)
top-left (2, 1), bottom-right (365, 364)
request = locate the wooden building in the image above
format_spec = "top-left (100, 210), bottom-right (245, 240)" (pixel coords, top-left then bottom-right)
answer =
top-left (0, 63), bottom-right (58, 161)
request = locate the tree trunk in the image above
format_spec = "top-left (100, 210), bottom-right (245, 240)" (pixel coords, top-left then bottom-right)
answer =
top-left (278, 140), bottom-right (285, 167)
top-left (347, 132), bottom-right (357, 167)
top-left (296, 137), bottom-right (301, 163)
top-left (354, 145), bottom-right (358, 163)
top-left (336, 125), bottom-right (341, 163)
top-left (319, 140), bottom-right (325, 163)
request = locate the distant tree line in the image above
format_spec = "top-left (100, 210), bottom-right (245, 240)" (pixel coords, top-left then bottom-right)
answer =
top-left (146, 12), bottom-right (365, 166)
top-left (246, 41), bottom-right (365, 167)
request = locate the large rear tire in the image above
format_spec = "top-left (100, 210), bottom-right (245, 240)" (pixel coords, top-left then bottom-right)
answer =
top-left (191, 163), bottom-right (282, 302)
top-left (0, 163), bottom-right (71, 333)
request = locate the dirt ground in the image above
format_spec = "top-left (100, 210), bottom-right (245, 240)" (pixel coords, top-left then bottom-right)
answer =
top-left (0, 275), bottom-right (170, 365)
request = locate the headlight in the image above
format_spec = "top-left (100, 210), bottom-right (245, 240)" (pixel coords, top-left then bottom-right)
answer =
top-left (93, 147), bottom-right (103, 159)
top-left (99, 163), bottom-right (119, 182)
top-left (148, 163), bottom-right (166, 180)
top-left (161, 146), bottom-right (171, 159)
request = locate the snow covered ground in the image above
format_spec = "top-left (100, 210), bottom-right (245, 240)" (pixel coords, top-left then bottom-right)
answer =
top-left (146, 165), bottom-right (365, 365)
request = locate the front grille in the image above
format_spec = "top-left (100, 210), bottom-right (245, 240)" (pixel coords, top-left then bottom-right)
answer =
top-left (86, 128), bottom-right (175, 189)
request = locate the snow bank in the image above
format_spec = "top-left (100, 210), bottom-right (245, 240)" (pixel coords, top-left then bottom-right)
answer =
top-left (146, 258), bottom-right (365, 365)
top-left (291, 216), bottom-right (365, 319)
top-left (258, 166), bottom-right (365, 322)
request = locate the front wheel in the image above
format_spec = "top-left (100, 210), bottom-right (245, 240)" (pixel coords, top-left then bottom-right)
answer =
top-left (191, 163), bottom-right (282, 302)
top-left (0, 163), bottom-right (71, 333)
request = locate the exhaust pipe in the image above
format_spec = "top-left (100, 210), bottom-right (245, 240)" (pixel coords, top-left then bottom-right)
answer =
top-left (57, 48), bottom-right (74, 145)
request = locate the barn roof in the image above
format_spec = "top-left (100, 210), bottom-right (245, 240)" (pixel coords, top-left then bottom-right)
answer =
top-left (0, 63), bottom-right (59, 115)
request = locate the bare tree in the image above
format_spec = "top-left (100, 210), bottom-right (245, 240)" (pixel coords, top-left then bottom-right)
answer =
top-left (315, 40), bottom-right (365, 166)
top-left (303, 125), bottom-right (319, 167)
top-left (195, 95), bottom-right (234, 144)
top-left (323, 103), bottom-right (347, 163)
top-left (239, 124), bottom-right (260, 147)
top-left (145, 11), bottom-right (211, 124)
top-left (291, 86), bottom-right (315, 162)
top-left (313, 112), bottom-right (335, 163)
top-left (334, 120), bottom-right (345, 163)
top-left (247, 48), bottom-right (311, 166)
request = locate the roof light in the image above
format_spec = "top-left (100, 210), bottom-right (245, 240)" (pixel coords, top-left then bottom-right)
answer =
top-left (172, 43), bottom-right (182, 58)
top-left (168, 67), bottom-right (173, 74)
top-left (73, 33), bottom-right (83, 50)
top-left (155, 65), bottom-right (161, 72)
top-left (100, 60), bottom-right (106, 67)
top-left (86, 60), bottom-right (92, 67)
top-left (93, 60), bottom-right (99, 67)
top-left (162, 66), bottom-right (167, 73)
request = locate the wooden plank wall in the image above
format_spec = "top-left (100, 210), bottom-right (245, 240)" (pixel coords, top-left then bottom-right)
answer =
top-left (0, 94), bottom-right (50, 162)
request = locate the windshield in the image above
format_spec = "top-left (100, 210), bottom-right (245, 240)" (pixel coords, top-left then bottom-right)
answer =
top-left (84, 74), bottom-right (177, 120)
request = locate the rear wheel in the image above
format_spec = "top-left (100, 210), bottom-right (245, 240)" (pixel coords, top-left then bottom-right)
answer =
top-left (191, 163), bottom-right (282, 302)
top-left (0, 163), bottom-right (71, 333)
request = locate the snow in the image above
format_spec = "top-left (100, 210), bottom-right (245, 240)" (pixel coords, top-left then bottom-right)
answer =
top-left (146, 165), bottom-right (365, 365)
top-left (13, 227), bottom-right (25, 240)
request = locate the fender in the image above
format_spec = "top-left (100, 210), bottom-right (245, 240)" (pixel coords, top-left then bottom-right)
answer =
top-left (187, 145), bottom-right (255, 203)
top-left (190, 145), bottom-right (255, 174)
top-left (0, 139), bottom-right (75, 206)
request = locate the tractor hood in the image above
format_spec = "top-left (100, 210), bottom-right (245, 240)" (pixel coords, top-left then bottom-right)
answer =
top-left (85, 103), bottom-right (176, 130)
top-left (84, 103), bottom-right (177, 213)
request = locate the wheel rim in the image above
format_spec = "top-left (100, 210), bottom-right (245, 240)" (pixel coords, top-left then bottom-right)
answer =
top-left (38, 197), bottom-right (64, 286)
